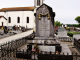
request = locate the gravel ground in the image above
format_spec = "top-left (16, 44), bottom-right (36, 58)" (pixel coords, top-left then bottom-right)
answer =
top-left (69, 46), bottom-right (80, 60)
top-left (61, 41), bottom-right (80, 60)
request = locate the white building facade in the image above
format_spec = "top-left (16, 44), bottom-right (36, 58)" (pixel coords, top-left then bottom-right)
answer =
top-left (0, 0), bottom-right (44, 29)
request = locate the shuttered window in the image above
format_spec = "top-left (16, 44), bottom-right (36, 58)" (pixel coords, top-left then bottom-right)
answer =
top-left (17, 17), bottom-right (20, 23)
top-left (27, 17), bottom-right (29, 23)
top-left (37, 0), bottom-right (40, 6)
top-left (8, 17), bottom-right (11, 23)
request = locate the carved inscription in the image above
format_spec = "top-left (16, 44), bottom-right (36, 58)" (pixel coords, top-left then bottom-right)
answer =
top-left (40, 24), bottom-right (49, 31)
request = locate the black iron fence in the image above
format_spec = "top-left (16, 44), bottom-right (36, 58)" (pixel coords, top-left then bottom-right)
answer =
top-left (0, 35), bottom-right (80, 60)
top-left (0, 37), bottom-right (27, 50)
top-left (74, 38), bottom-right (80, 52)
top-left (0, 48), bottom-right (80, 60)
top-left (0, 32), bottom-right (35, 51)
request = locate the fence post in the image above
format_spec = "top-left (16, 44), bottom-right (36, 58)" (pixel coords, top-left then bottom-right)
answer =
top-left (76, 53), bottom-right (77, 60)
top-left (6, 42), bottom-right (7, 50)
top-left (63, 53), bottom-right (64, 55)
top-left (7, 46), bottom-right (9, 57)
top-left (15, 48), bottom-right (17, 58)
top-left (59, 52), bottom-right (60, 55)
top-left (50, 51), bottom-right (51, 55)
top-left (10, 48), bottom-right (11, 57)
top-left (1, 44), bottom-right (2, 57)
top-left (67, 53), bottom-right (68, 55)
top-left (16, 40), bottom-right (17, 49)
top-left (26, 49), bottom-right (28, 60)
top-left (11, 41), bottom-right (13, 50)
top-left (72, 52), bottom-right (73, 55)
top-left (8, 41), bottom-right (9, 50)
top-left (34, 51), bottom-right (35, 60)
top-left (23, 49), bottom-right (24, 60)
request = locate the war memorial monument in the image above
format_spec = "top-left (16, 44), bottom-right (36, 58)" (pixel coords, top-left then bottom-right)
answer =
top-left (27, 4), bottom-right (71, 55)
top-left (16, 3), bottom-right (72, 60)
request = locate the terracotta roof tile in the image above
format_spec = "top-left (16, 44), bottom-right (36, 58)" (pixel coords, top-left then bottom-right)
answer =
top-left (0, 7), bottom-right (35, 12)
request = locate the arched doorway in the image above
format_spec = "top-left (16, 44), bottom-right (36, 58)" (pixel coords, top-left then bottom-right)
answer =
top-left (2, 22), bottom-right (3, 26)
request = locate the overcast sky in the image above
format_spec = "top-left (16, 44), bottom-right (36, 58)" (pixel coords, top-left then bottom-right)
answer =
top-left (0, 0), bottom-right (80, 24)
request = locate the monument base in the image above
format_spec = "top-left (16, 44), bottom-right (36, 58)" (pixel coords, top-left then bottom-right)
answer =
top-left (27, 37), bottom-right (61, 46)
top-left (27, 36), bottom-right (62, 52)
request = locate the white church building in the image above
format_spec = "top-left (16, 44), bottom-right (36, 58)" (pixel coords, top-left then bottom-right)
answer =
top-left (0, 0), bottom-right (44, 29)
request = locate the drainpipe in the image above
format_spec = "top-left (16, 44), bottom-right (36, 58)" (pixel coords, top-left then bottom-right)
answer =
top-left (22, 10), bottom-right (24, 27)
top-left (7, 11), bottom-right (8, 27)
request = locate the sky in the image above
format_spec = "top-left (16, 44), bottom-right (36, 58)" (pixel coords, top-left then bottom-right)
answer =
top-left (0, 0), bottom-right (80, 24)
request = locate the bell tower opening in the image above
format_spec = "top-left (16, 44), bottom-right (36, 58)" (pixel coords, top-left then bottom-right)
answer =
top-left (34, 0), bottom-right (44, 8)
top-left (37, 0), bottom-right (40, 6)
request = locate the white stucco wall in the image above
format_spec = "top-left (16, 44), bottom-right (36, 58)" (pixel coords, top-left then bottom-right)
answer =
top-left (23, 11), bottom-right (34, 28)
top-left (0, 12), bottom-right (7, 18)
top-left (0, 17), bottom-right (7, 26)
top-left (5, 11), bottom-right (35, 28)
top-left (7, 11), bottom-right (23, 27)
top-left (58, 31), bottom-right (67, 37)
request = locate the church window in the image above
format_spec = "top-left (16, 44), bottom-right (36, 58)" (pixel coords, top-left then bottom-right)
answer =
top-left (17, 17), bottom-right (20, 23)
top-left (37, 0), bottom-right (40, 6)
top-left (27, 17), bottom-right (29, 23)
top-left (8, 17), bottom-right (11, 23)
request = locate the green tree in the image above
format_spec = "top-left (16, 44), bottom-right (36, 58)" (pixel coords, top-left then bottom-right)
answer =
top-left (54, 21), bottom-right (61, 26)
top-left (75, 16), bottom-right (80, 26)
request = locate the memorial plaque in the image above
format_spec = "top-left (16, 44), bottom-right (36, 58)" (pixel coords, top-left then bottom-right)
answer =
top-left (39, 46), bottom-right (55, 52)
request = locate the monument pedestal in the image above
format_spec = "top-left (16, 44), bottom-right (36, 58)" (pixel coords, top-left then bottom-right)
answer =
top-left (27, 37), bottom-right (61, 46)
top-left (34, 37), bottom-right (60, 45)
top-left (27, 37), bottom-right (62, 53)
top-left (28, 4), bottom-right (61, 53)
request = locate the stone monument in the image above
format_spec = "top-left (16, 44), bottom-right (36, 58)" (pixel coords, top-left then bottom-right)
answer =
top-left (33, 4), bottom-right (60, 45)
top-left (36, 4), bottom-right (55, 37)
top-left (29, 4), bottom-right (61, 53)
top-left (27, 3), bottom-right (71, 55)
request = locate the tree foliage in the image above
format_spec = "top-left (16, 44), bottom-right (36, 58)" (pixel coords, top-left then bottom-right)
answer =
top-left (54, 21), bottom-right (62, 26)
top-left (75, 16), bottom-right (80, 25)
top-left (67, 24), bottom-right (79, 27)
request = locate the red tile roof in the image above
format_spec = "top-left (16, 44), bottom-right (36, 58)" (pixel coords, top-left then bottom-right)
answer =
top-left (0, 7), bottom-right (35, 12)
top-left (0, 16), bottom-right (7, 20)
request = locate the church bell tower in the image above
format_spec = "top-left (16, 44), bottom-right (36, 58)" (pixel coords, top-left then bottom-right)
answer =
top-left (34, 0), bottom-right (44, 8)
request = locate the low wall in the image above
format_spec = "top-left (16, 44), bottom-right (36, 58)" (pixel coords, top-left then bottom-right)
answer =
top-left (73, 34), bottom-right (80, 40)
top-left (57, 37), bottom-right (74, 41)
top-left (0, 30), bottom-right (33, 45)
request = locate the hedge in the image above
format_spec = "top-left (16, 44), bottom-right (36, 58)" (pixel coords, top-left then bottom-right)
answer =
top-left (67, 31), bottom-right (80, 37)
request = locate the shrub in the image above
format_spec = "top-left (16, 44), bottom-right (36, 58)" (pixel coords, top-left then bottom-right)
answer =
top-left (67, 32), bottom-right (73, 37)
top-left (67, 31), bottom-right (80, 37)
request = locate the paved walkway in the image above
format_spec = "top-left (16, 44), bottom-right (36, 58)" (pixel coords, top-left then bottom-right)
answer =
top-left (61, 44), bottom-right (72, 55)
top-left (0, 30), bottom-right (33, 45)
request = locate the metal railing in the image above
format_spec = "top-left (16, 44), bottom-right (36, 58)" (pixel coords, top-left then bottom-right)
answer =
top-left (0, 35), bottom-right (80, 60)
top-left (0, 47), bottom-right (80, 60)
top-left (74, 38), bottom-right (80, 52)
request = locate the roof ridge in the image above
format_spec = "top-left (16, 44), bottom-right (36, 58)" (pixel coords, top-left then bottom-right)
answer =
top-left (1, 6), bottom-right (34, 9)
top-left (0, 6), bottom-right (35, 12)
